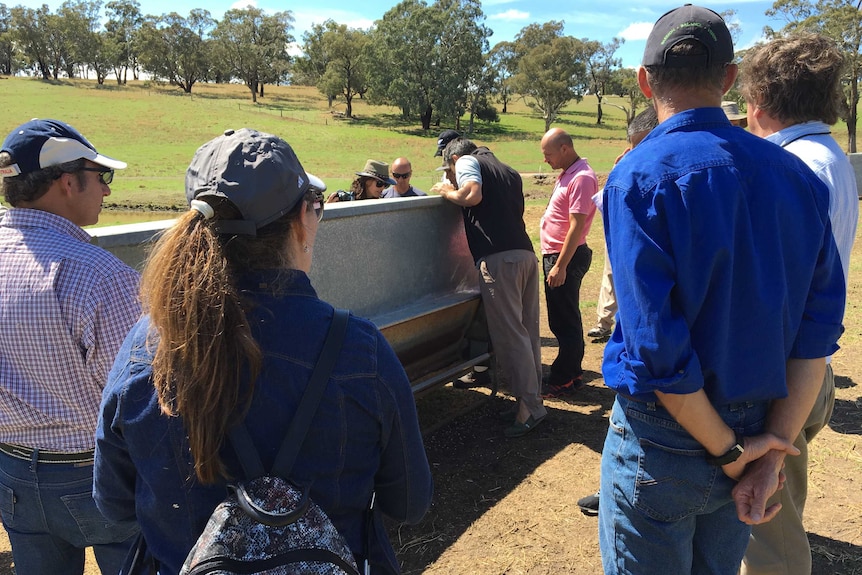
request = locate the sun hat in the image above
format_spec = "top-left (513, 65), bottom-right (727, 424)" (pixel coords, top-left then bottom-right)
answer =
top-left (355, 159), bottom-right (396, 186)
top-left (720, 101), bottom-right (746, 121)
top-left (642, 4), bottom-right (734, 68)
top-left (0, 118), bottom-right (126, 178)
top-left (434, 130), bottom-right (460, 157)
top-left (186, 128), bottom-right (326, 236)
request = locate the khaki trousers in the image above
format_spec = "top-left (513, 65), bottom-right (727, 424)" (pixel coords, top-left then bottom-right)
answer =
top-left (595, 250), bottom-right (617, 329)
top-left (477, 250), bottom-right (546, 420)
top-left (740, 364), bottom-right (836, 575)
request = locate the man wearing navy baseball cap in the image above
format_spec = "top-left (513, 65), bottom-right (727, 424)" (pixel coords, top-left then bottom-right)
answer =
top-left (0, 119), bottom-right (141, 574)
top-left (597, 6), bottom-right (845, 574)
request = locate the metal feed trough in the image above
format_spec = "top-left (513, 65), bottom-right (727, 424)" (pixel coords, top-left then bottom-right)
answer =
top-left (89, 196), bottom-right (491, 394)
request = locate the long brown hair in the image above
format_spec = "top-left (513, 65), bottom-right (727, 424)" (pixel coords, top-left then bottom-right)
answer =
top-left (140, 194), bottom-right (313, 483)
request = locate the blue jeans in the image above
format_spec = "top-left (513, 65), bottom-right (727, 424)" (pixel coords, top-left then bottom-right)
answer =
top-left (599, 395), bottom-right (768, 575)
top-left (0, 451), bottom-right (139, 575)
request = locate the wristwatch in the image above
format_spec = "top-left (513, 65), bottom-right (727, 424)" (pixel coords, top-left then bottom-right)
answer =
top-left (705, 430), bottom-right (745, 466)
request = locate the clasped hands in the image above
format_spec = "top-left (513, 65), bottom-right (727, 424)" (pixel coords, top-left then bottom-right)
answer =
top-left (721, 433), bottom-right (800, 526)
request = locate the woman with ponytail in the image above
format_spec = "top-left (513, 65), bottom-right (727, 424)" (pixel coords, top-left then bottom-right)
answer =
top-left (93, 129), bottom-right (432, 575)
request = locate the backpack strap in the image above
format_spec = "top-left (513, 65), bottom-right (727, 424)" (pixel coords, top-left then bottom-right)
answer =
top-left (271, 308), bottom-right (350, 477)
top-left (229, 308), bottom-right (350, 479)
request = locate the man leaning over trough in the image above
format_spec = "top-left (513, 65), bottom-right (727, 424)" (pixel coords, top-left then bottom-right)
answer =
top-left (597, 6), bottom-right (846, 574)
top-left (0, 119), bottom-right (141, 574)
top-left (538, 128), bottom-right (596, 398)
top-left (431, 138), bottom-right (546, 438)
top-left (738, 33), bottom-right (858, 575)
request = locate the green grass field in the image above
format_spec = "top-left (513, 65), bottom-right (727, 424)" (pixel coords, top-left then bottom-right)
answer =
top-left (0, 77), bottom-right (632, 208)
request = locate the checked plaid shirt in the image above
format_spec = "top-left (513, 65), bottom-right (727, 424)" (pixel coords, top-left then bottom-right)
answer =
top-left (0, 208), bottom-right (140, 451)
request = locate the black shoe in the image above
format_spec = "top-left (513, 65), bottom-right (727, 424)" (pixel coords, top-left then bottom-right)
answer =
top-left (504, 414), bottom-right (546, 438)
top-left (578, 491), bottom-right (600, 516)
top-left (541, 377), bottom-right (584, 399)
top-left (453, 369), bottom-right (491, 389)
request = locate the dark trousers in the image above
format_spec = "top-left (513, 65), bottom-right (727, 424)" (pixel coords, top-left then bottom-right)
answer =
top-left (543, 244), bottom-right (592, 385)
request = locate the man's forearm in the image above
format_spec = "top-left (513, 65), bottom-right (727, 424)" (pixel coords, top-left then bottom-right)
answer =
top-left (654, 389), bottom-right (736, 456)
top-left (766, 357), bottom-right (826, 441)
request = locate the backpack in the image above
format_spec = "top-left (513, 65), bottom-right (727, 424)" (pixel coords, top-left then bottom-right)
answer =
top-left (180, 309), bottom-right (364, 575)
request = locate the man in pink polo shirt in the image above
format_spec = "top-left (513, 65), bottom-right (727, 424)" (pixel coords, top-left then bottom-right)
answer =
top-left (539, 128), bottom-right (597, 397)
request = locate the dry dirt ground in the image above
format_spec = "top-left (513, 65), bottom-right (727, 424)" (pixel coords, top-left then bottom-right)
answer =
top-left (0, 189), bottom-right (860, 574)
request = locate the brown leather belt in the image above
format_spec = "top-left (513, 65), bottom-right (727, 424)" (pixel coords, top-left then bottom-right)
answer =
top-left (0, 442), bottom-right (95, 464)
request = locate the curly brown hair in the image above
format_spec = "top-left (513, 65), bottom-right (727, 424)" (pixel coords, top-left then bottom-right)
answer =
top-left (739, 34), bottom-right (846, 126)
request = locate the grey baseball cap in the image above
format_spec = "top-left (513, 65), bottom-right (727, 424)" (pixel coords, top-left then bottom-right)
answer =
top-left (185, 128), bottom-right (325, 235)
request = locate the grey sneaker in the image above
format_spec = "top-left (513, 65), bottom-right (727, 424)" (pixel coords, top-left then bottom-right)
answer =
top-left (587, 325), bottom-right (612, 339)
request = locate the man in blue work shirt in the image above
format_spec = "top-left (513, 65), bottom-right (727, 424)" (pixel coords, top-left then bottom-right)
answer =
top-left (597, 6), bottom-right (846, 574)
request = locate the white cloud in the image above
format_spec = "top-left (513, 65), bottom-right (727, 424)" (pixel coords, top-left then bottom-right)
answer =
top-left (618, 22), bottom-right (653, 41)
top-left (490, 9), bottom-right (529, 21)
top-left (230, 0), bottom-right (256, 9)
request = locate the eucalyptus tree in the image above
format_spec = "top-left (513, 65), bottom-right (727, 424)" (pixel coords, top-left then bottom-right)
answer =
top-left (211, 6), bottom-right (294, 102)
top-left (137, 12), bottom-right (208, 92)
top-left (604, 66), bottom-right (647, 126)
top-left (511, 35), bottom-right (588, 131)
top-left (584, 38), bottom-right (622, 124)
top-left (314, 23), bottom-right (369, 118)
top-left (55, 0), bottom-right (101, 79)
top-left (104, 0), bottom-right (142, 82)
top-left (11, 5), bottom-right (52, 78)
top-left (487, 41), bottom-right (517, 113)
top-left (0, 4), bottom-right (13, 75)
top-left (367, 0), bottom-right (489, 130)
top-left (294, 20), bottom-right (337, 104)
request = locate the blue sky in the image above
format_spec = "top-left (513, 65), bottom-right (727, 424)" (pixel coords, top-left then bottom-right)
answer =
top-left (13, 0), bottom-right (786, 68)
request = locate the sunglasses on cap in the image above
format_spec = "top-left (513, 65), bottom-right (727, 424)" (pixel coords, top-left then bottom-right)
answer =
top-left (79, 167), bottom-right (115, 185)
top-left (392, 172), bottom-right (411, 179)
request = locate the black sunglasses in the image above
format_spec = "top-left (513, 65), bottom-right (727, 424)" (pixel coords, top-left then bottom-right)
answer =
top-left (392, 172), bottom-right (411, 179)
top-left (372, 179), bottom-right (386, 188)
top-left (79, 167), bottom-right (114, 185)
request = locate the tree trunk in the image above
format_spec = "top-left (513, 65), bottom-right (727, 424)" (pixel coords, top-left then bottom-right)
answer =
top-left (544, 115), bottom-right (552, 132)
top-left (849, 76), bottom-right (858, 153)
top-left (596, 93), bottom-right (603, 124)
top-left (421, 105), bottom-right (433, 130)
top-left (259, 83), bottom-right (264, 98)
top-left (345, 94), bottom-right (353, 118)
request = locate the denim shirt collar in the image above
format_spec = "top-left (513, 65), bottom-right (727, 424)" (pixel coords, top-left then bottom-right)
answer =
top-left (641, 107), bottom-right (732, 146)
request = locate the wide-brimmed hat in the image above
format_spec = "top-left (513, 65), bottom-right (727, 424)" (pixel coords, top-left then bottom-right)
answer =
top-left (355, 159), bottom-right (395, 186)
top-left (0, 118), bottom-right (126, 178)
top-left (186, 128), bottom-right (325, 235)
top-left (720, 101), bottom-right (746, 121)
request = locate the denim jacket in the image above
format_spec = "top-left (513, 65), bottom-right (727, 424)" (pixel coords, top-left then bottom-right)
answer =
top-left (94, 270), bottom-right (433, 575)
